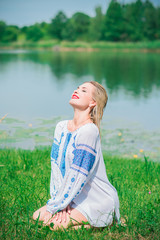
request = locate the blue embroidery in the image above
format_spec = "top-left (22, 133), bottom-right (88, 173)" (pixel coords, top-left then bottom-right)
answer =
top-left (72, 135), bottom-right (77, 149)
top-left (72, 142), bottom-right (75, 148)
top-left (60, 133), bottom-right (72, 178)
top-left (64, 193), bottom-right (68, 198)
top-left (54, 138), bottom-right (59, 144)
top-left (71, 177), bottom-right (75, 182)
top-left (51, 143), bottom-right (59, 160)
top-left (72, 149), bottom-right (95, 172)
top-left (70, 167), bottom-right (88, 176)
top-left (51, 132), bottom-right (64, 160)
top-left (72, 180), bottom-right (86, 200)
top-left (76, 143), bottom-right (97, 154)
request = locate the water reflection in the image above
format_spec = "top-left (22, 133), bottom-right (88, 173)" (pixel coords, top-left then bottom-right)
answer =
top-left (0, 50), bottom-right (160, 129)
top-left (1, 50), bottom-right (160, 98)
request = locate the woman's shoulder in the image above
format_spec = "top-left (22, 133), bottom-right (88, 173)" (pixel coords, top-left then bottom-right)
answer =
top-left (78, 123), bottom-right (99, 137)
top-left (75, 123), bottom-right (100, 147)
top-left (55, 120), bottom-right (68, 131)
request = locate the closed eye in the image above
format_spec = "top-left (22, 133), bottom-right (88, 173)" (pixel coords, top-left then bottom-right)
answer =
top-left (82, 87), bottom-right (87, 92)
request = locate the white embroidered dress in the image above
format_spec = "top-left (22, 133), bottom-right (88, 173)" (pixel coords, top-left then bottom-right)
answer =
top-left (47, 120), bottom-right (120, 227)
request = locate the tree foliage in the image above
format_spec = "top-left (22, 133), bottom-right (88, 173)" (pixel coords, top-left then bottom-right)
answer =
top-left (143, 0), bottom-right (157, 40)
top-left (70, 12), bottom-right (90, 40)
top-left (1, 25), bottom-right (19, 42)
top-left (89, 6), bottom-right (104, 41)
top-left (0, 0), bottom-right (160, 42)
top-left (104, 0), bottom-right (125, 41)
top-left (25, 24), bottom-right (44, 41)
top-left (50, 11), bottom-right (68, 40)
top-left (0, 21), bottom-right (6, 41)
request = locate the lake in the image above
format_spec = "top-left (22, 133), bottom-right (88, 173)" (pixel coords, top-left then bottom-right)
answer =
top-left (0, 49), bottom-right (160, 161)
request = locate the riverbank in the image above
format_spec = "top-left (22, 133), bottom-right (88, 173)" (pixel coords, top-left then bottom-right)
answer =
top-left (0, 148), bottom-right (159, 239)
top-left (1, 117), bottom-right (160, 162)
top-left (0, 40), bottom-right (160, 52)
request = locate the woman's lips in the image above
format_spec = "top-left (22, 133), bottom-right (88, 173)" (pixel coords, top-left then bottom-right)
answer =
top-left (72, 94), bottom-right (79, 99)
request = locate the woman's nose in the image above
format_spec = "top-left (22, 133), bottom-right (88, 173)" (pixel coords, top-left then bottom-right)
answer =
top-left (74, 89), bottom-right (78, 94)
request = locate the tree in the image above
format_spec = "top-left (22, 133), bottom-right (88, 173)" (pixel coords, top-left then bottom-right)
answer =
top-left (0, 21), bottom-right (6, 41)
top-left (89, 6), bottom-right (105, 41)
top-left (61, 19), bottom-right (76, 41)
top-left (143, 0), bottom-right (157, 40)
top-left (104, 0), bottom-right (125, 41)
top-left (70, 12), bottom-right (90, 40)
top-left (124, 0), bottom-right (144, 41)
top-left (155, 7), bottom-right (160, 39)
top-left (39, 22), bottom-right (51, 40)
top-left (50, 11), bottom-right (67, 40)
top-left (26, 24), bottom-right (44, 41)
top-left (2, 26), bottom-right (19, 42)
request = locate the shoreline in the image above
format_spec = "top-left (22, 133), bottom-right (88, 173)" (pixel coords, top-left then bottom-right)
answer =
top-left (0, 40), bottom-right (160, 53)
top-left (1, 116), bottom-right (160, 162)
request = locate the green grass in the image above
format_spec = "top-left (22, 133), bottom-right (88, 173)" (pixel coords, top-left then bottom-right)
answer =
top-left (0, 148), bottom-right (160, 239)
top-left (0, 40), bottom-right (160, 51)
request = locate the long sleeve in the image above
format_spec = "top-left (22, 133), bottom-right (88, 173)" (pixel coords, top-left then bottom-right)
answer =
top-left (47, 124), bottom-right (100, 215)
top-left (50, 122), bottom-right (64, 198)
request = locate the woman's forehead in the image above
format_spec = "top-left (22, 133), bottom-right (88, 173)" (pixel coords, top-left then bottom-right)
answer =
top-left (79, 82), bottom-right (94, 89)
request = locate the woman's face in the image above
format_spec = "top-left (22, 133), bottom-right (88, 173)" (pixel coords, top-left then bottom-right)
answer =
top-left (69, 82), bottom-right (96, 111)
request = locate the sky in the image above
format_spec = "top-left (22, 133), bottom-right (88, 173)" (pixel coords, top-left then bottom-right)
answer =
top-left (0, 0), bottom-right (159, 27)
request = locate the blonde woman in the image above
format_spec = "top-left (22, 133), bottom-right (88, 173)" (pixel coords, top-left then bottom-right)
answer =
top-left (33, 81), bottom-right (120, 229)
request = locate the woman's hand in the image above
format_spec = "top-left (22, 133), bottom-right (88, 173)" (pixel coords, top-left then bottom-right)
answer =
top-left (55, 204), bottom-right (71, 223)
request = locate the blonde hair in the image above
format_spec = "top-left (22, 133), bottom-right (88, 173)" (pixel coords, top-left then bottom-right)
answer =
top-left (87, 81), bottom-right (108, 131)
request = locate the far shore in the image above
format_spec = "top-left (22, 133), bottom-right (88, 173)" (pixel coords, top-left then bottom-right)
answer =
top-left (0, 40), bottom-right (160, 53)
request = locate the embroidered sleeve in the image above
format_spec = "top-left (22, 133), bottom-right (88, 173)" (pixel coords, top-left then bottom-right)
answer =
top-left (50, 122), bottom-right (64, 198)
top-left (47, 125), bottom-right (99, 215)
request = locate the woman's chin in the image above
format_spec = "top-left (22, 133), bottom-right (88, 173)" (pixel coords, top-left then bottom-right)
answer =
top-left (69, 99), bottom-right (78, 106)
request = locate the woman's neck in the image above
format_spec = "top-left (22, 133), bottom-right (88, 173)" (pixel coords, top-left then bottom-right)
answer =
top-left (68, 110), bottom-right (92, 132)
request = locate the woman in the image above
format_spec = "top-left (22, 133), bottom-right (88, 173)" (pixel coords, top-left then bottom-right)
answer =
top-left (33, 81), bottom-right (120, 229)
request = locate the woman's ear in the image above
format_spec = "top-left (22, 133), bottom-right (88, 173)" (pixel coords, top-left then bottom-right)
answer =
top-left (89, 100), bottom-right (96, 109)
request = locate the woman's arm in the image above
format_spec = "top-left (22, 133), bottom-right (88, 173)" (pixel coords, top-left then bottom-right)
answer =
top-left (50, 122), bottom-right (64, 198)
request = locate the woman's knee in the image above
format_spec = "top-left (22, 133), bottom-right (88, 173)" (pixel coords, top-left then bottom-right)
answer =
top-left (33, 205), bottom-right (47, 221)
top-left (69, 208), bottom-right (88, 224)
top-left (33, 210), bottom-right (39, 220)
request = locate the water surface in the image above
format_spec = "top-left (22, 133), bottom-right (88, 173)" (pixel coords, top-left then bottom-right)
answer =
top-left (0, 50), bottom-right (160, 160)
